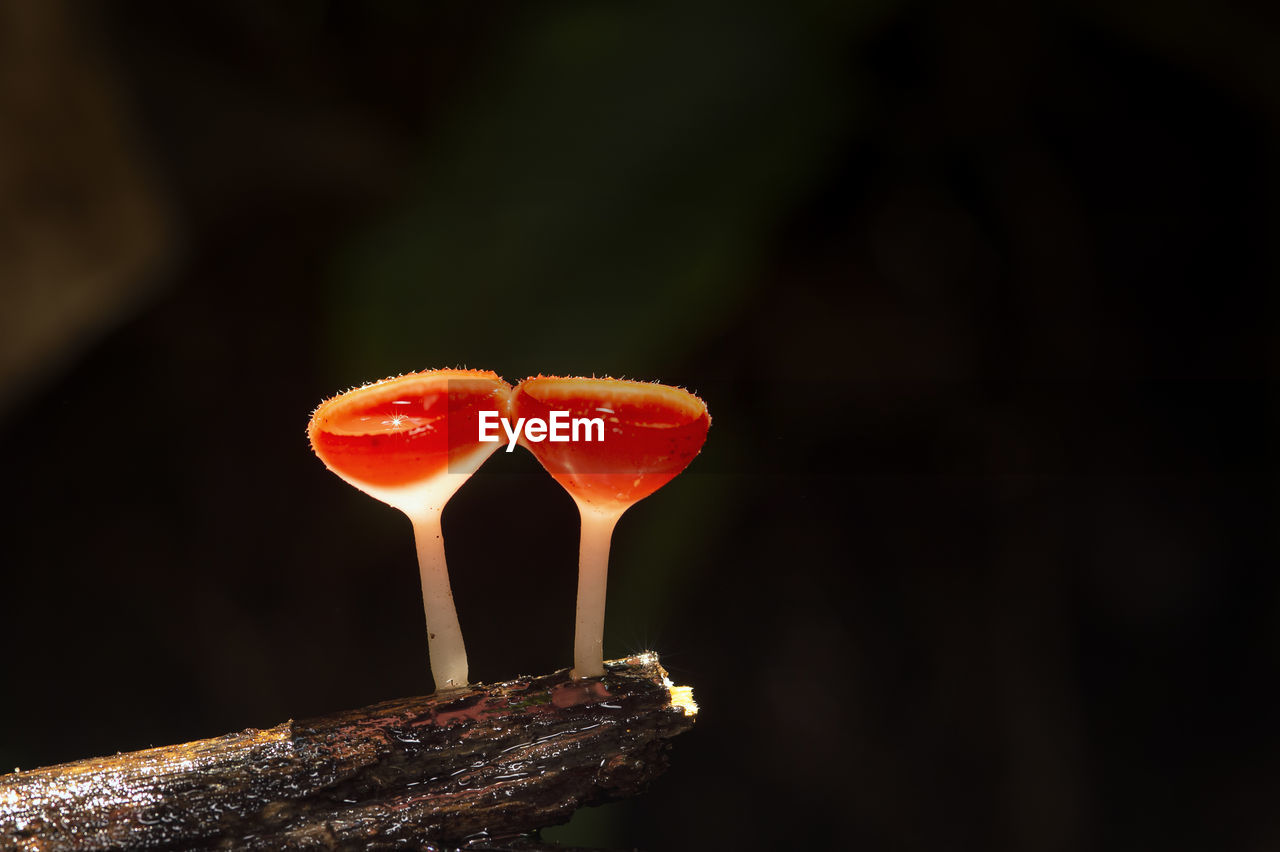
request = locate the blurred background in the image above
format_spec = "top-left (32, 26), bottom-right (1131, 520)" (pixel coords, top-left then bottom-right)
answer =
top-left (1, 1), bottom-right (1278, 849)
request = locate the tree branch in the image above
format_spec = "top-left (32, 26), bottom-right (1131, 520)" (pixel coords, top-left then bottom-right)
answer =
top-left (0, 653), bottom-right (696, 850)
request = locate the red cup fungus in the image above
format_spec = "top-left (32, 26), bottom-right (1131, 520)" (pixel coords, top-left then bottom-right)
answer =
top-left (308, 369), bottom-right (512, 691)
top-left (512, 376), bottom-right (710, 678)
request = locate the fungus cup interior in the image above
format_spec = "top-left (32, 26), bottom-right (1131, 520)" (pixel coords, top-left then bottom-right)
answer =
top-left (309, 369), bottom-right (512, 691)
top-left (309, 369), bottom-right (511, 512)
top-left (512, 376), bottom-right (710, 678)
top-left (512, 376), bottom-right (710, 514)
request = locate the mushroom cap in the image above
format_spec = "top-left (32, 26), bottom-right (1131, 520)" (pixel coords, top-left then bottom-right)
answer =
top-left (309, 369), bottom-right (512, 492)
top-left (511, 376), bottom-right (710, 514)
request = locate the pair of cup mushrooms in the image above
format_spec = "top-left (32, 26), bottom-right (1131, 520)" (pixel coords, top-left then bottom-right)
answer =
top-left (308, 369), bottom-right (710, 691)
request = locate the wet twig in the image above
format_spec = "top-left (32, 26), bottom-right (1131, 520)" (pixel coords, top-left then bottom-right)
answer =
top-left (0, 653), bottom-right (696, 850)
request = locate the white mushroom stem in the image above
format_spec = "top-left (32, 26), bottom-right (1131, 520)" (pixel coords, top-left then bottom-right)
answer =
top-left (572, 504), bottom-right (625, 679)
top-left (409, 509), bottom-right (468, 691)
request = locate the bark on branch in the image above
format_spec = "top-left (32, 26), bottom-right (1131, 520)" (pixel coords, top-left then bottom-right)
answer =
top-left (0, 653), bottom-right (696, 850)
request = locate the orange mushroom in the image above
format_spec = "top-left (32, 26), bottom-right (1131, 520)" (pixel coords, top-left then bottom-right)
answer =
top-left (512, 376), bottom-right (710, 678)
top-left (308, 369), bottom-right (512, 690)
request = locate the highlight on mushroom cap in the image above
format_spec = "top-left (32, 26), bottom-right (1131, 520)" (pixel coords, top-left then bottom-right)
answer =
top-left (308, 368), bottom-right (509, 435)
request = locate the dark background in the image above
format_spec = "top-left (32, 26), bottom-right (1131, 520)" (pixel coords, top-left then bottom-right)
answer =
top-left (2, 1), bottom-right (1277, 849)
